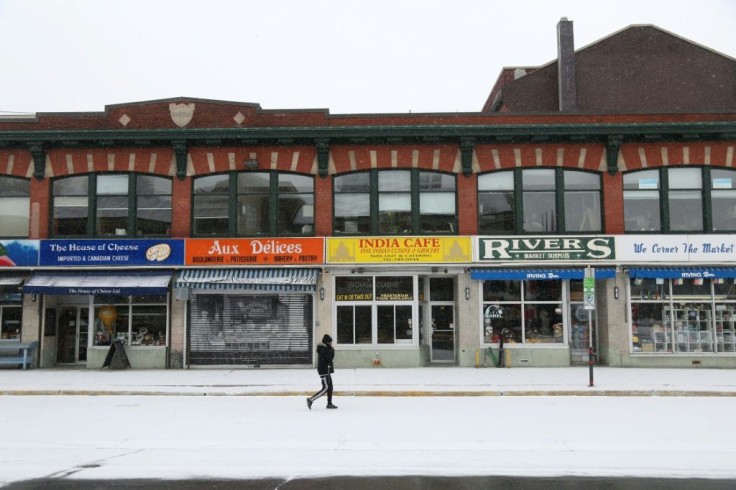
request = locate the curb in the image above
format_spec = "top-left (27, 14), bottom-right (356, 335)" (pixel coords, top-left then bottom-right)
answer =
top-left (1, 389), bottom-right (735, 397)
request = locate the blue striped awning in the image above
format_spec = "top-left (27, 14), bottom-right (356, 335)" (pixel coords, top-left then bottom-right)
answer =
top-left (175, 268), bottom-right (320, 292)
top-left (629, 268), bottom-right (736, 279)
top-left (471, 268), bottom-right (616, 281)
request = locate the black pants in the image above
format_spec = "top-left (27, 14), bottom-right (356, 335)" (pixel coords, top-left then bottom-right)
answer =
top-left (309, 374), bottom-right (333, 404)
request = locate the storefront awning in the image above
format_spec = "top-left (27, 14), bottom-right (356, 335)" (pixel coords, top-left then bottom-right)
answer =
top-left (471, 268), bottom-right (616, 281)
top-left (0, 275), bottom-right (26, 294)
top-left (175, 268), bottom-right (320, 292)
top-left (23, 272), bottom-right (173, 295)
top-left (628, 267), bottom-right (736, 279)
top-left (0, 276), bottom-right (26, 287)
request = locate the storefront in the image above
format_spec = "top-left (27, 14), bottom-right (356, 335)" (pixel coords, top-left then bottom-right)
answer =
top-left (612, 235), bottom-right (736, 368)
top-left (20, 239), bottom-right (184, 368)
top-left (176, 238), bottom-right (324, 367)
top-left (326, 236), bottom-right (472, 367)
top-left (175, 267), bottom-right (320, 366)
top-left (1, 240), bottom-right (41, 348)
top-left (0, 275), bottom-right (25, 341)
top-left (471, 236), bottom-right (616, 366)
top-left (24, 270), bottom-right (174, 368)
top-left (629, 267), bottom-right (736, 354)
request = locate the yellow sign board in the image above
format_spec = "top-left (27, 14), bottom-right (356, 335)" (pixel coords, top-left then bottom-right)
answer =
top-left (327, 236), bottom-right (471, 264)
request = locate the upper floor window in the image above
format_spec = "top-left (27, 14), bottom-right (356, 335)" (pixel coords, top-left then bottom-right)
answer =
top-left (624, 167), bottom-right (732, 233)
top-left (334, 170), bottom-right (457, 235)
top-left (192, 171), bottom-right (314, 236)
top-left (52, 173), bottom-right (172, 237)
top-left (478, 169), bottom-right (601, 234)
top-left (0, 177), bottom-right (30, 237)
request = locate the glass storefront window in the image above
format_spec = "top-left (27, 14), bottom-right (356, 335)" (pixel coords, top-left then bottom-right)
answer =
top-left (481, 280), bottom-right (564, 345)
top-left (375, 277), bottom-right (413, 301)
top-left (0, 305), bottom-right (22, 340)
top-left (337, 305), bottom-right (372, 344)
top-left (630, 277), bottom-right (736, 354)
top-left (334, 276), bottom-right (415, 345)
top-left (483, 280), bottom-right (521, 302)
top-left (92, 295), bottom-right (167, 347)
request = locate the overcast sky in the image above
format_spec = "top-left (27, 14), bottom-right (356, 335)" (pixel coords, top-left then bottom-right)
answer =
top-left (1, 0), bottom-right (735, 115)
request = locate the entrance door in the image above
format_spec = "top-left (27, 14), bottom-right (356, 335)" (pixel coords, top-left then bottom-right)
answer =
top-left (57, 306), bottom-right (89, 364)
top-left (430, 304), bottom-right (455, 362)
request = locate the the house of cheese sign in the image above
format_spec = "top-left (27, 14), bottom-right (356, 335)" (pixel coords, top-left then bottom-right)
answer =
top-left (327, 237), bottom-right (471, 263)
top-left (477, 236), bottom-right (615, 261)
top-left (185, 238), bottom-right (324, 265)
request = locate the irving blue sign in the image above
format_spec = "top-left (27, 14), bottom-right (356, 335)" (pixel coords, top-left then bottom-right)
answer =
top-left (478, 236), bottom-right (615, 261)
top-left (40, 240), bottom-right (185, 267)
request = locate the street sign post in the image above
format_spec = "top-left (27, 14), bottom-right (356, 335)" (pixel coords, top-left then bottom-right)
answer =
top-left (584, 267), bottom-right (595, 387)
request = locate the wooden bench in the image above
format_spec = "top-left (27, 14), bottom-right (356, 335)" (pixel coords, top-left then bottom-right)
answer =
top-left (0, 341), bottom-right (38, 369)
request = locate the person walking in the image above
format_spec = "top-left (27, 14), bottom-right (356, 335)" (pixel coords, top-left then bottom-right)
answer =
top-left (307, 334), bottom-right (337, 409)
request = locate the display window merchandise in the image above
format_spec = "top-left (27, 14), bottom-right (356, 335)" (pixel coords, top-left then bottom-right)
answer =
top-left (0, 301), bottom-right (22, 340)
top-left (630, 276), bottom-right (736, 354)
top-left (92, 295), bottom-right (168, 347)
top-left (481, 279), bottom-right (565, 345)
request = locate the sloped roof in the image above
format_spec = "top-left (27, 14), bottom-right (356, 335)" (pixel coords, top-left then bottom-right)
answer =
top-left (484, 24), bottom-right (736, 113)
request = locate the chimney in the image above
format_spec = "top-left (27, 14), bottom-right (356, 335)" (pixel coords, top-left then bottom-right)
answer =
top-left (557, 17), bottom-right (576, 111)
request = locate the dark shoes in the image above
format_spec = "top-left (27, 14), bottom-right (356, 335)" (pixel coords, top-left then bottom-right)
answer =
top-left (307, 398), bottom-right (336, 410)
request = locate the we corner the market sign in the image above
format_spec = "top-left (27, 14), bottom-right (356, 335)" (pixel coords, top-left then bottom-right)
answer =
top-left (476, 236), bottom-right (615, 261)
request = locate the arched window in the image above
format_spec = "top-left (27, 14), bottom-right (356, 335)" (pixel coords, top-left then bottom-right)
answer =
top-left (52, 174), bottom-right (172, 237)
top-left (478, 169), bottom-right (602, 234)
top-left (623, 167), bottom-right (731, 233)
top-left (333, 170), bottom-right (457, 235)
top-left (0, 176), bottom-right (30, 237)
top-left (192, 171), bottom-right (314, 236)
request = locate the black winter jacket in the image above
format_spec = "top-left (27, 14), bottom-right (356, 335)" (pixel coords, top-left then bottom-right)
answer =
top-left (316, 343), bottom-right (335, 375)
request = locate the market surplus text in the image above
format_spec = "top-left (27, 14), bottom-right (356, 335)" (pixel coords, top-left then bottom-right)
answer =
top-left (480, 237), bottom-right (614, 260)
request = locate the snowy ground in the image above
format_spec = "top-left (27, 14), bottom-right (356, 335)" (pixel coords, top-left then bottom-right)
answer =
top-left (1, 367), bottom-right (735, 485)
top-left (1, 395), bottom-right (736, 483)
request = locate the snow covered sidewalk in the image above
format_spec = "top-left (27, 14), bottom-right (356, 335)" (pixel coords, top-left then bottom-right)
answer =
top-left (1, 366), bottom-right (735, 397)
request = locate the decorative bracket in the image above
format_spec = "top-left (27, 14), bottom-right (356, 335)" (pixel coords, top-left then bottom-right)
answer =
top-left (316, 139), bottom-right (330, 178)
top-left (460, 138), bottom-right (475, 177)
top-left (28, 143), bottom-right (46, 180)
top-left (172, 140), bottom-right (188, 180)
top-left (606, 135), bottom-right (623, 176)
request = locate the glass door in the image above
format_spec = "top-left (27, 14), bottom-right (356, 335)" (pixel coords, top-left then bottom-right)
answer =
top-left (428, 277), bottom-right (456, 362)
top-left (57, 306), bottom-right (89, 364)
top-left (430, 304), bottom-right (455, 361)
